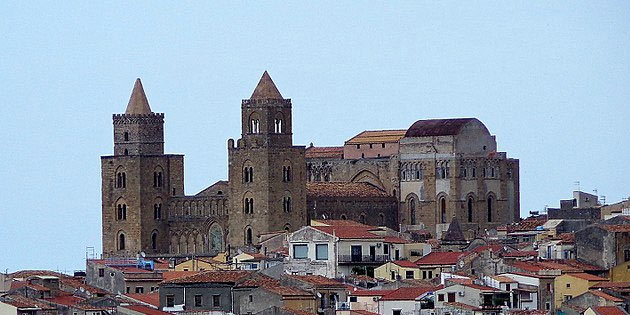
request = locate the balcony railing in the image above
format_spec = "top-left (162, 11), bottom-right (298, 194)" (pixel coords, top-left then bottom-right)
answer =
top-left (338, 255), bottom-right (389, 263)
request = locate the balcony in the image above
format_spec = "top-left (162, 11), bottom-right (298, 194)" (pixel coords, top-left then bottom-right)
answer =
top-left (338, 255), bottom-right (389, 264)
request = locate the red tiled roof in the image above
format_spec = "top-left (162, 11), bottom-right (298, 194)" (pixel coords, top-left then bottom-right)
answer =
top-left (588, 290), bottom-right (623, 302)
top-left (305, 146), bottom-right (344, 159)
top-left (123, 305), bottom-right (172, 315)
top-left (380, 286), bottom-right (438, 300)
top-left (236, 273), bottom-right (280, 288)
top-left (349, 289), bottom-right (396, 296)
top-left (114, 266), bottom-right (152, 273)
top-left (415, 252), bottom-right (469, 265)
top-left (162, 270), bottom-right (251, 284)
top-left (312, 226), bottom-right (382, 239)
top-left (125, 291), bottom-right (160, 307)
top-left (384, 236), bottom-right (409, 244)
top-left (598, 225), bottom-right (630, 233)
top-left (460, 283), bottom-right (500, 292)
top-left (307, 182), bottom-right (391, 198)
top-left (593, 306), bottom-right (628, 315)
top-left (472, 244), bottom-right (504, 254)
top-left (555, 233), bottom-right (576, 244)
top-left (45, 294), bottom-right (85, 306)
top-left (2, 295), bottom-right (56, 310)
top-left (503, 251), bottom-right (538, 258)
top-left (393, 260), bottom-right (419, 268)
top-left (290, 275), bottom-right (345, 287)
top-left (346, 129), bottom-right (407, 145)
top-left (161, 271), bottom-right (202, 282)
top-left (591, 282), bottom-right (630, 289)
top-left (10, 281), bottom-right (50, 291)
top-left (507, 218), bottom-right (547, 233)
top-left (265, 285), bottom-right (313, 297)
top-left (569, 273), bottom-right (607, 281)
top-left (445, 302), bottom-right (481, 311)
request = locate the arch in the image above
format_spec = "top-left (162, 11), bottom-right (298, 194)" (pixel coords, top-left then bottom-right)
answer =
top-left (153, 166), bottom-right (164, 188)
top-left (124, 149), bottom-right (129, 155)
top-left (243, 160), bottom-right (254, 183)
top-left (151, 230), bottom-right (158, 250)
top-left (340, 214), bottom-right (347, 220)
top-left (188, 233), bottom-right (195, 254)
top-left (284, 223), bottom-right (291, 232)
top-left (487, 193), bottom-right (495, 222)
top-left (350, 170), bottom-right (385, 190)
top-left (274, 112), bottom-right (284, 133)
top-left (467, 195), bottom-right (475, 223)
top-left (359, 213), bottom-right (367, 224)
top-left (439, 196), bottom-right (447, 224)
top-left (282, 159), bottom-right (293, 182)
top-left (117, 231), bottom-right (126, 251)
top-left (209, 223), bottom-right (224, 252)
top-left (170, 234), bottom-right (179, 254)
top-left (115, 166), bottom-right (126, 189)
top-left (283, 191), bottom-right (292, 212)
top-left (405, 193), bottom-right (419, 225)
top-left (379, 213), bottom-right (385, 226)
top-left (179, 234), bottom-right (187, 254)
top-left (153, 198), bottom-right (163, 220)
top-left (245, 226), bottom-right (253, 245)
top-left (248, 112), bottom-right (261, 134)
top-left (115, 197), bottom-right (127, 221)
top-left (124, 131), bottom-right (129, 141)
top-left (196, 233), bottom-right (203, 254)
top-left (243, 192), bottom-right (254, 214)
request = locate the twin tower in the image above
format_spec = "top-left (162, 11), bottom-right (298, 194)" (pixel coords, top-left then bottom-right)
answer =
top-left (101, 72), bottom-right (306, 257)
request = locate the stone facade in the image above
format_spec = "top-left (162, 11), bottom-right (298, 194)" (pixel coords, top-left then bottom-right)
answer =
top-left (101, 73), bottom-right (520, 257)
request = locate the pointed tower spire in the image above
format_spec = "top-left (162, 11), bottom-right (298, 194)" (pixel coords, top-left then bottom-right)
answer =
top-left (125, 78), bottom-right (152, 114)
top-left (250, 71), bottom-right (283, 100)
top-left (442, 216), bottom-right (465, 242)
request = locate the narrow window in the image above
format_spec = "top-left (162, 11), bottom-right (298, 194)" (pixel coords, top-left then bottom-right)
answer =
top-left (359, 214), bottom-right (366, 224)
top-left (135, 287), bottom-right (144, 293)
top-left (124, 149), bottom-right (128, 155)
top-left (119, 233), bottom-right (126, 250)
top-left (124, 132), bottom-right (129, 141)
top-left (487, 196), bottom-right (493, 222)
top-left (356, 144), bottom-right (360, 149)
top-left (245, 227), bottom-right (253, 245)
top-left (382, 143), bottom-right (385, 148)
top-left (369, 143), bottom-right (373, 149)
top-left (467, 197), bottom-right (473, 223)
top-left (440, 198), bottom-right (446, 223)
top-left (409, 198), bottom-right (416, 225)
top-left (151, 232), bottom-right (157, 250)
top-left (98, 269), bottom-right (104, 277)
top-left (166, 295), bottom-right (175, 307)
top-left (212, 295), bottom-right (220, 307)
top-left (194, 294), bottom-right (202, 307)
top-left (316, 244), bottom-right (328, 260)
top-left (472, 167), bottom-right (476, 178)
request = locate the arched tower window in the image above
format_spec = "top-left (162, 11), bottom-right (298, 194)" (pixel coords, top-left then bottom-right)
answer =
top-left (124, 131), bottom-right (129, 141)
top-left (440, 197), bottom-right (447, 224)
top-left (340, 214), bottom-right (347, 220)
top-left (244, 197), bottom-right (254, 214)
top-left (245, 227), bottom-right (253, 245)
top-left (154, 202), bottom-right (162, 220)
top-left (409, 199), bottom-right (416, 225)
top-left (487, 195), bottom-right (493, 222)
top-left (248, 113), bottom-right (261, 134)
top-left (283, 165), bottom-right (292, 182)
top-left (118, 232), bottom-right (126, 250)
top-left (243, 163), bottom-right (254, 183)
top-left (153, 167), bottom-right (164, 188)
top-left (467, 197), bottom-right (474, 223)
top-left (117, 203), bottom-right (127, 221)
top-left (359, 213), bottom-right (366, 224)
top-left (124, 149), bottom-right (129, 155)
top-left (151, 231), bottom-right (158, 250)
top-left (275, 119), bottom-right (283, 133)
top-left (283, 196), bottom-right (292, 212)
top-left (116, 169), bottom-right (126, 189)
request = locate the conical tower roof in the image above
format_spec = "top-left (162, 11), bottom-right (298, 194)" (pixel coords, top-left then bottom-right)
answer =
top-left (250, 71), bottom-right (283, 100)
top-left (125, 78), bottom-right (152, 114)
top-left (442, 216), bottom-right (465, 242)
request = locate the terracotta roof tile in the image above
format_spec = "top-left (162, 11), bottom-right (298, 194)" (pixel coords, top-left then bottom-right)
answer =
top-left (569, 273), bottom-right (607, 281)
top-left (307, 182), bottom-right (391, 198)
top-left (346, 130), bottom-right (407, 145)
top-left (305, 146), bottom-right (344, 159)
top-left (593, 306), bottom-right (629, 315)
top-left (588, 290), bottom-right (624, 302)
top-left (161, 271), bottom-right (203, 282)
top-left (265, 285), bottom-right (313, 297)
top-left (45, 294), bottom-right (85, 306)
top-left (349, 289), bottom-right (396, 296)
top-left (380, 286), bottom-right (438, 300)
top-left (393, 260), bottom-right (419, 268)
top-left (599, 225), bottom-right (630, 232)
top-left (10, 281), bottom-right (50, 291)
top-left (503, 251), bottom-right (538, 258)
top-left (415, 252), bottom-right (469, 265)
top-left (384, 236), bottom-right (409, 244)
top-left (312, 226), bottom-right (382, 239)
top-left (492, 275), bottom-right (517, 283)
top-left (250, 71), bottom-right (283, 100)
top-left (591, 282), bottom-right (630, 289)
top-left (2, 295), bottom-right (56, 310)
top-left (125, 291), bottom-right (160, 307)
top-left (445, 302), bottom-right (481, 311)
top-left (162, 270), bottom-right (251, 284)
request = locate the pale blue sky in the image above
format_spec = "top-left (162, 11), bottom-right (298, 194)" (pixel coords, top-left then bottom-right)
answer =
top-left (1, 2), bottom-right (629, 273)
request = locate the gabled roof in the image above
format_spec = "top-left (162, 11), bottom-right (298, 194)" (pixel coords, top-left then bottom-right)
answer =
top-left (125, 78), bottom-right (152, 114)
top-left (349, 289), bottom-right (395, 296)
top-left (591, 306), bottom-right (629, 315)
top-left (124, 291), bottom-right (160, 307)
top-left (45, 294), bottom-right (85, 307)
top-left (415, 252), bottom-right (469, 266)
top-left (393, 260), bottom-right (420, 268)
top-left (250, 71), bottom-right (283, 100)
top-left (305, 146), bottom-right (344, 159)
top-left (587, 290), bottom-right (624, 302)
top-left (503, 251), bottom-right (538, 258)
top-left (591, 282), bottom-right (630, 289)
top-left (307, 182), bottom-right (391, 198)
top-left (312, 225), bottom-right (382, 239)
top-left (346, 129), bottom-right (407, 145)
top-left (289, 275), bottom-right (345, 288)
top-left (10, 281), bottom-right (50, 291)
top-left (444, 302), bottom-right (481, 311)
top-left (2, 295), bottom-right (56, 310)
top-left (567, 273), bottom-right (607, 281)
top-left (162, 270), bottom-right (251, 284)
top-left (122, 305), bottom-right (172, 315)
top-left (384, 236), bottom-right (409, 244)
top-left (380, 286), bottom-right (437, 300)
top-left (405, 118), bottom-right (478, 137)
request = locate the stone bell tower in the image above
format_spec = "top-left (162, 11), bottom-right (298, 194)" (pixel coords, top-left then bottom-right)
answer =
top-left (227, 71), bottom-right (307, 248)
top-left (101, 79), bottom-right (184, 257)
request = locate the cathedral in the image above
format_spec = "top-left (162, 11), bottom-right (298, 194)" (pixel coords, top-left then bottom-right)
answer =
top-left (101, 72), bottom-right (519, 258)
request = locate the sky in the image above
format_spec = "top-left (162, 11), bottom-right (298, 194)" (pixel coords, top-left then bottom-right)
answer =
top-left (0, 2), bottom-right (629, 273)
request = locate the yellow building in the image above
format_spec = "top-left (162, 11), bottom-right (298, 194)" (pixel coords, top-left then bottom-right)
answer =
top-left (374, 261), bottom-right (421, 281)
top-left (610, 260), bottom-right (630, 282)
top-left (174, 257), bottom-right (228, 271)
top-left (553, 273), bottom-right (607, 309)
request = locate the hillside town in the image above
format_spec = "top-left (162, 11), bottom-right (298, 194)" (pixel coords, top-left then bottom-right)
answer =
top-left (1, 193), bottom-right (629, 315)
top-left (1, 73), bottom-right (629, 315)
